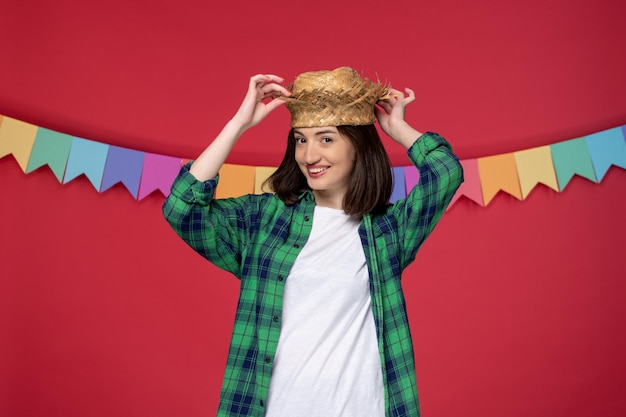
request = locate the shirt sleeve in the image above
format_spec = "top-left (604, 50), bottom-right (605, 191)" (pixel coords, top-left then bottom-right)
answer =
top-left (161, 162), bottom-right (251, 277)
top-left (389, 132), bottom-right (464, 269)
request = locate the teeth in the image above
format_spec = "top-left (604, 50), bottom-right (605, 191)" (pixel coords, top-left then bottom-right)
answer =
top-left (309, 167), bottom-right (327, 174)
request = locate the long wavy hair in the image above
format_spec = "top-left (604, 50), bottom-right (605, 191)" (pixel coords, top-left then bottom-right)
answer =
top-left (263, 124), bottom-right (392, 217)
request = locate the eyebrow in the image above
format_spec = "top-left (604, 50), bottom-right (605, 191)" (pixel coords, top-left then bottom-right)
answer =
top-left (293, 129), bottom-right (338, 136)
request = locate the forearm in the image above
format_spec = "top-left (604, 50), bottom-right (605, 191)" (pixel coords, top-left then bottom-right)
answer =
top-left (189, 119), bottom-right (247, 181)
top-left (389, 120), bottom-right (423, 149)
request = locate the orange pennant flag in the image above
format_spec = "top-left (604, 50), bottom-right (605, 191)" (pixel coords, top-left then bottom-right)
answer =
top-left (477, 153), bottom-right (522, 205)
top-left (514, 146), bottom-right (559, 198)
top-left (0, 116), bottom-right (39, 172)
top-left (254, 167), bottom-right (277, 194)
top-left (216, 164), bottom-right (256, 199)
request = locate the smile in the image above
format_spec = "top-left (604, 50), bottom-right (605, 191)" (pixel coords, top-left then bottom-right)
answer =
top-left (307, 166), bottom-right (329, 177)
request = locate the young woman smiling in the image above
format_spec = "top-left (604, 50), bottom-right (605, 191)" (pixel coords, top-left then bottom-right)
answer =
top-left (163, 67), bottom-right (463, 417)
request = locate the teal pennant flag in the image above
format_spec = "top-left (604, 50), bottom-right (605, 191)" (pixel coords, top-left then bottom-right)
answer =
top-left (26, 128), bottom-right (73, 182)
top-left (550, 137), bottom-right (597, 189)
top-left (63, 138), bottom-right (109, 190)
top-left (585, 127), bottom-right (626, 182)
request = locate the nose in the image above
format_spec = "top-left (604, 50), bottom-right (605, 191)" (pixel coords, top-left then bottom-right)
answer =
top-left (304, 142), bottom-right (321, 164)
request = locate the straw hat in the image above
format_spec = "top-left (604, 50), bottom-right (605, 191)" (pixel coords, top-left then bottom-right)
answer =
top-left (283, 66), bottom-right (389, 128)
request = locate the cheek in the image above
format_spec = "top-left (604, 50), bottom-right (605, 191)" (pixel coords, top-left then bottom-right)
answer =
top-left (294, 148), bottom-right (304, 163)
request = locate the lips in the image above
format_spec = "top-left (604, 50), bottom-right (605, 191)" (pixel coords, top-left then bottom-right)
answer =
top-left (307, 166), bottom-right (328, 177)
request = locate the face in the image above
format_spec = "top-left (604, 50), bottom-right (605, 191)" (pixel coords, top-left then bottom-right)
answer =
top-left (293, 126), bottom-right (356, 207)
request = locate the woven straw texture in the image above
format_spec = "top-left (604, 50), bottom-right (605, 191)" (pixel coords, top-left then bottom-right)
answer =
top-left (284, 67), bottom-right (389, 127)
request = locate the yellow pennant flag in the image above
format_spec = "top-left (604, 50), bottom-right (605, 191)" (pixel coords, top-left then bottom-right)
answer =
top-left (215, 164), bottom-right (256, 199)
top-left (477, 153), bottom-right (522, 205)
top-left (0, 116), bottom-right (39, 172)
top-left (514, 146), bottom-right (559, 198)
top-left (254, 167), bottom-right (277, 194)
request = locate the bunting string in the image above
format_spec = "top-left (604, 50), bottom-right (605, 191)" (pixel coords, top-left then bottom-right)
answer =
top-left (1, 114), bottom-right (625, 208)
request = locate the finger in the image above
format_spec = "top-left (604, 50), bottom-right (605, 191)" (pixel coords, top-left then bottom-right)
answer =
top-left (264, 96), bottom-right (288, 113)
top-left (403, 87), bottom-right (416, 104)
top-left (376, 101), bottom-right (393, 114)
top-left (249, 74), bottom-right (285, 90)
top-left (386, 88), bottom-right (404, 99)
top-left (261, 83), bottom-right (291, 97)
top-left (263, 74), bottom-right (285, 82)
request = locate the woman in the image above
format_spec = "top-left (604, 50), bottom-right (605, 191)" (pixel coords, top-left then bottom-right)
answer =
top-left (163, 67), bottom-right (463, 417)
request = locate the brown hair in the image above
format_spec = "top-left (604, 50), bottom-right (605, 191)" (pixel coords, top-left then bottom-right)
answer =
top-left (263, 124), bottom-right (392, 216)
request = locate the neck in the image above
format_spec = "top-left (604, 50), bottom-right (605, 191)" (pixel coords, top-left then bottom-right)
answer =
top-left (312, 190), bottom-right (345, 210)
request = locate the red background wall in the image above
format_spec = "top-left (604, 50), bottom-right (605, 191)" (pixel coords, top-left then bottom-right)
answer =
top-left (1, 1), bottom-right (625, 416)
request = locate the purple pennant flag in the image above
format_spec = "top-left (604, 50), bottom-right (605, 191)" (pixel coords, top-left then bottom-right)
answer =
top-left (100, 146), bottom-right (145, 198)
top-left (390, 167), bottom-right (407, 203)
top-left (138, 153), bottom-right (183, 200)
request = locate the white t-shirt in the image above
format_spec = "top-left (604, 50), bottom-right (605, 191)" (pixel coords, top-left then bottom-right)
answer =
top-left (265, 206), bottom-right (384, 417)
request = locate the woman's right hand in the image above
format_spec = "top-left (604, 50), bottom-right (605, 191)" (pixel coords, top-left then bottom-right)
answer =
top-left (230, 74), bottom-right (291, 131)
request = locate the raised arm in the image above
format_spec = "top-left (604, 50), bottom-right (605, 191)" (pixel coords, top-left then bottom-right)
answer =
top-left (162, 74), bottom-right (291, 275)
top-left (189, 74), bottom-right (291, 181)
top-left (375, 87), bottom-right (463, 268)
top-left (375, 87), bottom-right (422, 149)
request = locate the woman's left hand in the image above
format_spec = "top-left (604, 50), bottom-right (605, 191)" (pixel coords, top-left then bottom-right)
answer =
top-left (375, 88), bottom-right (422, 148)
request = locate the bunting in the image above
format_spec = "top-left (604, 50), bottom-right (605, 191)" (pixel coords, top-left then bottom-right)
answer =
top-left (0, 114), bottom-right (625, 209)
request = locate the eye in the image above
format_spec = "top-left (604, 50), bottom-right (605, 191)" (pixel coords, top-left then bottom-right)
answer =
top-left (295, 137), bottom-right (306, 144)
top-left (321, 137), bottom-right (333, 144)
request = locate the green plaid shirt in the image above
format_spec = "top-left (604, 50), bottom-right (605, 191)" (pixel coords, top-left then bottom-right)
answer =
top-left (163, 132), bottom-right (463, 417)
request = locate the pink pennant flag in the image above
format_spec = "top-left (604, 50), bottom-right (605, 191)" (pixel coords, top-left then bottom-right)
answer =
top-left (404, 166), bottom-right (420, 194)
top-left (447, 159), bottom-right (483, 209)
top-left (138, 153), bottom-right (183, 200)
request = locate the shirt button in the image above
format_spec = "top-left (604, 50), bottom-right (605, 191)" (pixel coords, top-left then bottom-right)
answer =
top-left (265, 356), bottom-right (271, 363)
top-left (260, 399), bottom-right (264, 407)
top-left (273, 315), bottom-right (279, 322)
top-left (293, 244), bottom-right (299, 249)
top-left (304, 216), bottom-right (310, 221)
top-left (278, 275), bottom-right (284, 281)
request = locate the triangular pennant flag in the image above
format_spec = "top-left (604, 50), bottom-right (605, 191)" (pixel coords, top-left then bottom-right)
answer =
top-left (216, 164), bottom-right (256, 199)
top-left (254, 167), bottom-right (277, 194)
top-left (585, 127), bottom-right (626, 181)
top-left (0, 116), bottom-right (39, 171)
top-left (404, 166), bottom-right (420, 194)
top-left (25, 128), bottom-right (73, 182)
top-left (514, 146), bottom-right (559, 198)
top-left (63, 137), bottom-right (109, 190)
top-left (100, 146), bottom-right (145, 198)
top-left (137, 153), bottom-right (183, 200)
top-left (390, 167), bottom-right (407, 203)
top-left (550, 137), bottom-right (597, 189)
top-left (477, 153), bottom-right (522, 205)
top-left (448, 159), bottom-right (483, 209)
